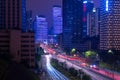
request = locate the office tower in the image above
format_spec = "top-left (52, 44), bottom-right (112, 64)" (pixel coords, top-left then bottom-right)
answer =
top-left (0, 0), bottom-right (35, 67)
top-left (100, 0), bottom-right (120, 52)
top-left (87, 8), bottom-right (100, 37)
top-left (87, 8), bottom-right (100, 50)
top-left (26, 10), bottom-right (33, 31)
top-left (83, 0), bottom-right (94, 38)
top-left (62, 0), bottom-right (85, 52)
top-left (34, 15), bottom-right (48, 43)
top-left (0, 0), bottom-right (22, 29)
top-left (53, 5), bottom-right (62, 34)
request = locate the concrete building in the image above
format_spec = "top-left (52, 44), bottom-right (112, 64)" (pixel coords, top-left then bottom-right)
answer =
top-left (53, 5), bottom-right (62, 34)
top-left (0, 0), bottom-right (35, 67)
top-left (0, 0), bottom-right (22, 29)
top-left (100, 0), bottom-right (120, 53)
top-left (0, 30), bottom-right (35, 67)
top-left (34, 15), bottom-right (48, 43)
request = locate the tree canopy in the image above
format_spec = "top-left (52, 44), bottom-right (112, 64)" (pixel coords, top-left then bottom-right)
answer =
top-left (84, 50), bottom-right (97, 58)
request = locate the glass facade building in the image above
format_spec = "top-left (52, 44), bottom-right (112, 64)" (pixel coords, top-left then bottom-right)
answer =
top-left (87, 8), bottom-right (100, 37)
top-left (62, 0), bottom-right (86, 52)
top-left (34, 16), bottom-right (48, 43)
top-left (53, 5), bottom-right (62, 34)
top-left (83, 1), bottom-right (94, 38)
top-left (100, 0), bottom-right (120, 51)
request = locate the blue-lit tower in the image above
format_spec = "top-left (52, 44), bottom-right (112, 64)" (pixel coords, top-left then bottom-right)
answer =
top-left (100, 0), bottom-right (120, 53)
top-left (22, 0), bottom-right (27, 32)
top-left (34, 15), bottom-right (48, 44)
top-left (53, 5), bottom-right (62, 35)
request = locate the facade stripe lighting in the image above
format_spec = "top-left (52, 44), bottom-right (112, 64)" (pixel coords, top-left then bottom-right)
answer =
top-left (106, 0), bottom-right (109, 11)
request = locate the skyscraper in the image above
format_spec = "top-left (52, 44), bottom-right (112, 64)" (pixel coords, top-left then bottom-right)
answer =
top-left (53, 5), bottom-right (62, 34)
top-left (62, 0), bottom-right (84, 52)
top-left (0, 0), bottom-right (22, 29)
top-left (34, 15), bottom-right (48, 43)
top-left (83, 0), bottom-right (94, 38)
top-left (87, 8), bottom-right (100, 37)
top-left (0, 0), bottom-right (35, 67)
top-left (100, 0), bottom-right (120, 52)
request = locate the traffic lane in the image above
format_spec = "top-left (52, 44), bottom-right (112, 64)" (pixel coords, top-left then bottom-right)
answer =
top-left (56, 57), bottom-right (112, 80)
top-left (46, 55), bottom-right (69, 80)
top-left (71, 60), bottom-right (120, 80)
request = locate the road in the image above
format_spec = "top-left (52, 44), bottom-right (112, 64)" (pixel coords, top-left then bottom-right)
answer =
top-left (42, 55), bottom-right (69, 80)
top-left (53, 55), bottom-right (113, 80)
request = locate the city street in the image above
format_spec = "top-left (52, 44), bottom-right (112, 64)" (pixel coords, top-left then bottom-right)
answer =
top-left (52, 55), bottom-right (113, 80)
top-left (41, 44), bottom-right (120, 80)
top-left (40, 55), bottom-right (69, 80)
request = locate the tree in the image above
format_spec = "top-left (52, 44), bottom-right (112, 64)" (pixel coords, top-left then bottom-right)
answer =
top-left (82, 74), bottom-right (92, 80)
top-left (84, 50), bottom-right (96, 58)
top-left (35, 47), bottom-right (44, 61)
top-left (84, 50), bottom-right (97, 64)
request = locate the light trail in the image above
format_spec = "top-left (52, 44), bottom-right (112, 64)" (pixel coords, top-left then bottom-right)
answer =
top-left (54, 56), bottom-right (113, 80)
top-left (46, 55), bottom-right (69, 80)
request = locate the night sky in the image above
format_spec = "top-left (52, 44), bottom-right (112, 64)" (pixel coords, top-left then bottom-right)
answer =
top-left (26, 0), bottom-right (100, 28)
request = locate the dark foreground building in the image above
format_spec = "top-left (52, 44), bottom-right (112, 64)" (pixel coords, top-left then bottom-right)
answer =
top-left (0, 0), bottom-right (35, 67)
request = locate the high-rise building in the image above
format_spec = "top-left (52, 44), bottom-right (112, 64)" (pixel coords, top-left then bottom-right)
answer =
top-left (0, 0), bottom-right (22, 29)
top-left (83, 0), bottom-right (94, 38)
top-left (87, 8), bottom-right (100, 37)
top-left (34, 15), bottom-right (48, 43)
top-left (62, 0), bottom-right (86, 52)
top-left (0, 0), bottom-right (35, 67)
top-left (0, 30), bottom-right (35, 67)
top-left (84, 8), bottom-right (100, 51)
top-left (0, 0), bottom-right (27, 31)
top-left (53, 5), bottom-right (62, 34)
top-left (100, 0), bottom-right (120, 52)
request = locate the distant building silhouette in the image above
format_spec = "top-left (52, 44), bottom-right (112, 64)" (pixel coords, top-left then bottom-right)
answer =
top-left (34, 15), bottom-right (48, 44)
top-left (53, 5), bottom-right (63, 34)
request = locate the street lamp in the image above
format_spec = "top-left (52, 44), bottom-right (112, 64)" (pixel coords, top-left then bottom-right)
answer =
top-left (108, 50), bottom-right (113, 54)
top-left (108, 49), bottom-right (114, 80)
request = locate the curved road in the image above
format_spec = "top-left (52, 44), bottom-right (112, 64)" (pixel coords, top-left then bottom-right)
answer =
top-left (45, 55), bottom-right (69, 80)
top-left (54, 56), bottom-right (113, 80)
